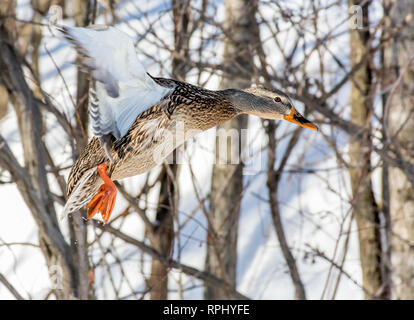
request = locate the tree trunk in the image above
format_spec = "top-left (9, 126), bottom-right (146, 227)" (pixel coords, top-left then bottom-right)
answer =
top-left (0, 19), bottom-right (76, 299)
top-left (66, 0), bottom-right (96, 299)
top-left (1, 0), bottom-right (96, 300)
top-left (73, 0), bottom-right (91, 153)
top-left (147, 166), bottom-right (177, 300)
top-left (383, 0), bottom-right (414, 300)
top-left (147, 0), bottom-right (192, 299)
top-left (348, 0), bottom-right (385, 299)
top-left (204, 0), bottom-right (257, 300)
top-left (0, 0), bottom-right (16, 120)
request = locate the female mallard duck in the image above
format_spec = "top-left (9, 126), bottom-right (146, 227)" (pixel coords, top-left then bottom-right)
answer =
top-left (59, 25), bottom-right (317, 224)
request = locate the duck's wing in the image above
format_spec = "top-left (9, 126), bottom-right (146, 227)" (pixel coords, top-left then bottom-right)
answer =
top-left (57, 25), bottom-right (172, 159)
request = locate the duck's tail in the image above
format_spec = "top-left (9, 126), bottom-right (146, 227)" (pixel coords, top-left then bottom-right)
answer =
top-left (61, 166), bottom-right (99, 220)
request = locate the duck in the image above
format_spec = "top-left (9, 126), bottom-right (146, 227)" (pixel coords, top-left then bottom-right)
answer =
top-left (58, 25), bottom-right (318, 224)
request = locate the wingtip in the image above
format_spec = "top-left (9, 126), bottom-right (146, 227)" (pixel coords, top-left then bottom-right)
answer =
top-left (54, 24), bottom-right (75, 41)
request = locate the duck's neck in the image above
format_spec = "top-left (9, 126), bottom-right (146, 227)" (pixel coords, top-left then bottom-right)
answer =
top-left (220, 88), bottom-right (281, 119)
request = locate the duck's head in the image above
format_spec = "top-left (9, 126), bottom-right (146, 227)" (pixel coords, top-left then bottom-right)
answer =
top-left (224, 87), bottom-right (318, 130)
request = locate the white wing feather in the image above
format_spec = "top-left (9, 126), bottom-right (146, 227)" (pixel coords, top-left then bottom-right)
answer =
top-left (57, 24), bottom-right (172, 140)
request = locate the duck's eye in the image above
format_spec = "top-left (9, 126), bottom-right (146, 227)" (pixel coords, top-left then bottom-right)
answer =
top-left (274, 97), bottom-right (282, 103)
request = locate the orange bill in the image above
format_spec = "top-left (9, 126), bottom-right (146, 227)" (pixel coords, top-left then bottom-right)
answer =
top-left (283, 107), bottom-right (318, 130)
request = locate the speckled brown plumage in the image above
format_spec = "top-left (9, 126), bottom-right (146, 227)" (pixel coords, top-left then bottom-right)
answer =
top-left (65, 77), bottom-right (238, 211)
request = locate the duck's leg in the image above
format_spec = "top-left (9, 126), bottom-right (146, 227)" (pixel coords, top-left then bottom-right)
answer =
top-left (86, 163), bottom-right (117, 224)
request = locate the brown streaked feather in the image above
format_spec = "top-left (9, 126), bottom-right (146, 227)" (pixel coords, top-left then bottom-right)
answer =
top-left (64, 78), bottom-right (238, 215)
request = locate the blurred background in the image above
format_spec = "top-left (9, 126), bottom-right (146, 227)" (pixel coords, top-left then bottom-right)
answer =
top-left (0, 0), bottom-right (413, 300)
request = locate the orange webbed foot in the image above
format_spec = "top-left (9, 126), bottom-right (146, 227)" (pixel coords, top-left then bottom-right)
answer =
top-left (86, 163), bottom-right (117, 224)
